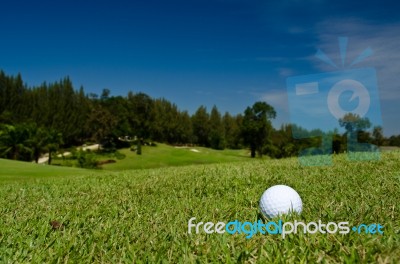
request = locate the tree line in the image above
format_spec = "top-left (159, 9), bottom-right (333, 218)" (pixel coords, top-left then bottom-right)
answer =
top-left (0, 70), bottom-right (399, 163)
top-left (0, 70), bottom-right (274, 161)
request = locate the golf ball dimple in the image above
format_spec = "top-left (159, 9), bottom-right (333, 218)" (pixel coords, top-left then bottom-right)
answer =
top-left (259, 185), bottom-right (302, 219)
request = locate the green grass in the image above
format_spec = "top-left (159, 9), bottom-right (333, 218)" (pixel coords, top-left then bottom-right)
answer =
top-left (102, 144), bottom-right (250, 170)
top-left (380, 146), bottom-right (400, 152)
top-left (0, 152), bottom-right (399, 263)
top-left (55, 143), bottom-right (251, 171)
top-left (0, 158), bottom-right (96, 183)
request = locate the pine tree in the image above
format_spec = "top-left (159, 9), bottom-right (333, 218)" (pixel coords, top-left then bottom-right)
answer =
top-left (192, 106), bottom-right (210, 147)
top-left (209, 105), bottom-right (225, 149)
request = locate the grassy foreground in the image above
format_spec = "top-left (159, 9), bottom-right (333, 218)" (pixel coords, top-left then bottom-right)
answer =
top-left (0, 152), bottom-right (399, 263)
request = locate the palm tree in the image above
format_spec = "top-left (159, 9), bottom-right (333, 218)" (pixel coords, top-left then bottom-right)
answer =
top-left (26, 125), bottom-right (49, 163)
top-left (46, 129), bottom-right (63, 165)
top-left (0, 125), bottom-right (32, 160)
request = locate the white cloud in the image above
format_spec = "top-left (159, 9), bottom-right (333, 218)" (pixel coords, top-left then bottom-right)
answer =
top-left (257, 89), bottom-right (288, 112)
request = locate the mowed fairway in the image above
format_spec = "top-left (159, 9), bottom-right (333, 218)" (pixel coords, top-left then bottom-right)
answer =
top-left (0, 152), bottom-right (399, 263)
top-left (0, 159), bottom-right (97, 183)
top-left (100, 144), bottom-right (250, 171)
top-left (53, 143), bottom-right (251, 171)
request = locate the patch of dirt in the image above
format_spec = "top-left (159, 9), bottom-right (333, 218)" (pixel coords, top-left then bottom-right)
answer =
top-left (97, 159), bottom-right (117, 165)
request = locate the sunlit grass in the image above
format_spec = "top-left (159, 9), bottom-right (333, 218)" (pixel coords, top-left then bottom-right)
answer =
top-left (0, 152), bottom-right (399, 262)
top-left (54, 143), bottom-right (251, 171)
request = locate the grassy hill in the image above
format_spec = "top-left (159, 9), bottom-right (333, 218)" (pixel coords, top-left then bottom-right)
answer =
top-left (0, 152), bottom-right (399, 262)
top-left (0, 158), bottom-right (96, 183)
top-left (52, 143), bottom-right (252, 171)
top-left (101, 144), bottom-right (251, 170)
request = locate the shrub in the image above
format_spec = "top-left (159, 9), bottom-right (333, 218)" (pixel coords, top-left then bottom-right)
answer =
top-left (114, 151), bottom-right (126, 160)
top-left (76, 150), bottom-right (99, 169)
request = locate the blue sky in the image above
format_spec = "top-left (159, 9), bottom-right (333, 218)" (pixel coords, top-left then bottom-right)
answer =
top-left (1, 0), bottom-right (399, 135)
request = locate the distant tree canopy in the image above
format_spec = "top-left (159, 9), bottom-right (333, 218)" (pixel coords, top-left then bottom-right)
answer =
top-left (241, 102), bottom-right (276, 158)
top-left (0, 71), bottom-right (246, 159)
top-left (0, 70), bottom-right (397, 163)
top-left (339, 113), bottom-right (371, 133)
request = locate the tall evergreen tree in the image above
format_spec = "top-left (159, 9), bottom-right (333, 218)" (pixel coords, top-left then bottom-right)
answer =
top-left (222, 112), bottom-right (242, 149)
top-left (192, 106), bottom-right (210, 147)
top-left (177, 110), bottom-right (193, 144)
top-left (85, 103), bottom-right (117, 144)
top-left (127, 92), bottom-right (154, 139)
top-left (209, 105), bottom-right (225, 150)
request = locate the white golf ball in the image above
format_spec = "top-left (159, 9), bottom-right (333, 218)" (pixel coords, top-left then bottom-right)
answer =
top-left (259, 185), bottom-right (302, 219)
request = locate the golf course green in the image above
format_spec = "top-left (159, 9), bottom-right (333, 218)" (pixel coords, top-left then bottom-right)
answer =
top-left (0, 150), bottom-right (399, 262)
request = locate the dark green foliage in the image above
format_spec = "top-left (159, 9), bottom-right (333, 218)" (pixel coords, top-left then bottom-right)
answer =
top-left (0, 123), bottom-right (63, 163)
top-left (150, 99), bottom-right (193, 144)
top-left (209, 105), bottom-right (225, 150)
top-left (0, 124), bottom-right (32, 161)
top-left (339, 113), bottom-right (371, 133)
top-left (372, 126), bottom-right (384, 146)
top-left (85, 103), bottom-right (117, 144)
top-left (0, 73), bottom-right (88, 146)
top-left (136, 140), bottom-right (142, 155)
top-left (127, 92), bottom-right (154, 139)
top-left (100, 137), bottom-right (117, 153)
top-left (241, 101), bottom-right (276, 158)
top-left (222, 112), bottom-right (242, 149)
top-left (332, 132), bottom-right (346, 154)
top-left (267, 124), bottom-right (298, 158)
top-left (25, 124), bottom-right (49, 163)
top-left (0, 71), bottom-right (198, 156)
top-left (389, 135), bottom-right (400, 146)
top-left (46, 129), bottom-right (63, 165)
top-left (192, 105), bottom-right (210, 147)
top-left (0, 70), bottom-right (398, 164)
top-left (76, 150), bottom-right (99, 169)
